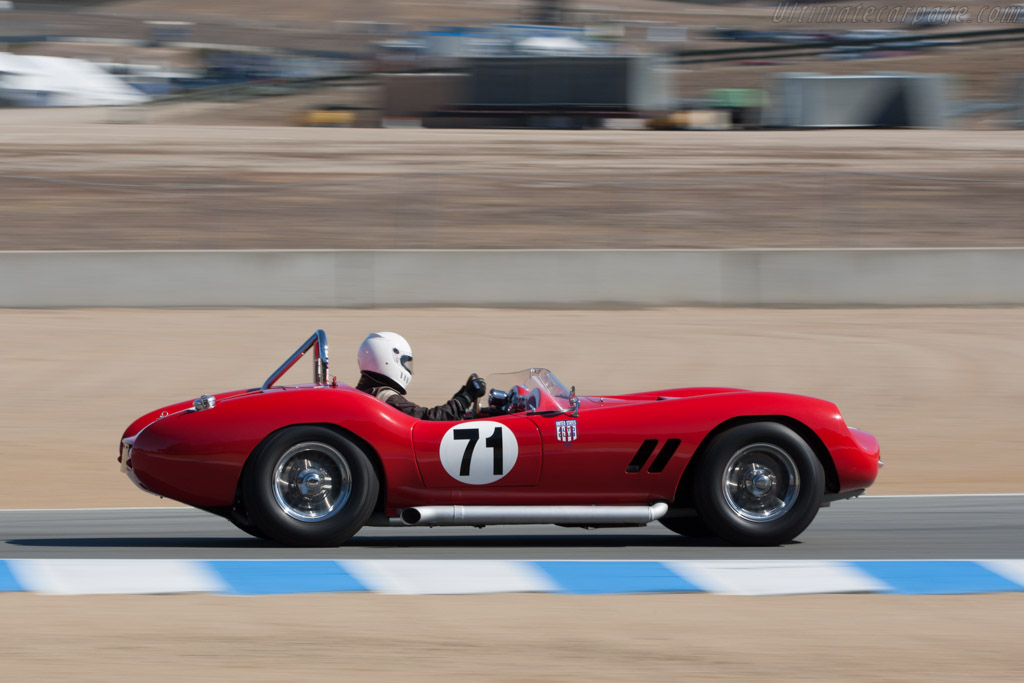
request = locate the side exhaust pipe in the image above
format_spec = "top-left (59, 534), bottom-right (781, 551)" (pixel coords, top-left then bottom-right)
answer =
top-left (400, 502), bottom-right (669, 527)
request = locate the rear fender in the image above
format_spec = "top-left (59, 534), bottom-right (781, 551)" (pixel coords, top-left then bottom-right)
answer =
top-left (235, 422), bottom-right (389, 516)
top-left (129, 387), bottom-right (419, 508)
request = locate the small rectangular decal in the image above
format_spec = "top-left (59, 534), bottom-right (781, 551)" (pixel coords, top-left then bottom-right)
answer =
top-left (555, 419), bottom-right (578, 443)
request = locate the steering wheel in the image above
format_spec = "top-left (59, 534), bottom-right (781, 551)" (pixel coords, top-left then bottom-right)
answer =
top-left (467, 373), bottom-right (483, 418)
top-left (524, 387), bottom-right (542, 413)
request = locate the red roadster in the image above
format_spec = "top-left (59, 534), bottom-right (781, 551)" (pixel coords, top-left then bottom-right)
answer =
top-left (119, 330), bottom-right (880, 546)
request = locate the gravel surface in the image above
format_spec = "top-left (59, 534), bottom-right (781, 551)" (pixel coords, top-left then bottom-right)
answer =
top-left (2, 121), bottom-right (1023, 250)
top-left (1, 593), bottom-right (1021, 681)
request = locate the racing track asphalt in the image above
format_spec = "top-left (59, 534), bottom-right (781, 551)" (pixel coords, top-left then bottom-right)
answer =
top-left (1, 495), bottom-right (1022, 560)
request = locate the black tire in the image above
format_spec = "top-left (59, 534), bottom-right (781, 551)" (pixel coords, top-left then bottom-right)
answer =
top-left (242, 426), bottom-right (378, 547)
top-left (226, 505), bottom-right (272, 542)
top-left (693, 422), bottom-right (824, 546)
top-left (660, 514), bottom-right (714, 538)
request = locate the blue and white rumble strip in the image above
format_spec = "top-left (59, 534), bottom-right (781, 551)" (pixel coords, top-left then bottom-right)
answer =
top-left (2, 560), bottom-right (1024, 596)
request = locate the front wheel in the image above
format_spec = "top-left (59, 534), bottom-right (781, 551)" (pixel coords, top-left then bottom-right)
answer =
top-left (693, 422), bottom-right (824, 546)
top-left (242, 426), bottom-right (378, 546)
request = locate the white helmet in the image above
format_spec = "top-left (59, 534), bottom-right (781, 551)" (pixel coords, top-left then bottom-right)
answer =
top-left (357, 331), bottom-right (414, 391)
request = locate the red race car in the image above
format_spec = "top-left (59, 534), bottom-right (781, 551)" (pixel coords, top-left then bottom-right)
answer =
top-left (119, 330), bottom-right (880, 546)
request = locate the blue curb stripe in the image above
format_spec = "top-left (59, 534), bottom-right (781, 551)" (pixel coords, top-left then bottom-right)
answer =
top-left (207, 560), bottom-right (366, 595)
top-left (853, 561), bottom-right (1024, 595)
top-left (3, 560), bottom-right (1024, 595)
top-left (535, 561), bottom-right (701, 594)
top-left (0, 561), bottom-right (24, 592)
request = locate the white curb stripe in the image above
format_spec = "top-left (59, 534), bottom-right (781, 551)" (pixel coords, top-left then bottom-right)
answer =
top-left (8, 559), bottom-right (228, 595)
top-left (341, 559), bottom-right (560, 595)
top-left (666, 560), bottom-right (891, 596)
top-left (980, 560), bottom-right (1024, 587)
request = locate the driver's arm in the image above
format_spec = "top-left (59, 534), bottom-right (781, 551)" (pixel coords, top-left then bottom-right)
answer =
top-left (383, 378), bottom-right (486, 421)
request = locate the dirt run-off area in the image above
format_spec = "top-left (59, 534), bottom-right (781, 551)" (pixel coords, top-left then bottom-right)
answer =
top-left (1, 306), bottom-right (1023, 509)
top-left (0, 592), bottom-right (1022, 681)
top-left (1, 118), bottom-right (1023, 250)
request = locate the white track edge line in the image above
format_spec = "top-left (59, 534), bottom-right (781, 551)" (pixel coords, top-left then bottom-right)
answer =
top-left (859, 493), bottom-right (1024, 498)
top-left (0, 558), bottom-right (1021, 563)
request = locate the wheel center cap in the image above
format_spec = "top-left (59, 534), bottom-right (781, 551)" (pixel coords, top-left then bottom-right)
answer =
top-left (745, 467), bottom-right (775, 497)
top-left (298, 469), bottom-right (324, 496)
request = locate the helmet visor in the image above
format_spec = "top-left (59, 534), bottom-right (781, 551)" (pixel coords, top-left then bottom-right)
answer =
top-left (400, 355), bottom-right (414, 375)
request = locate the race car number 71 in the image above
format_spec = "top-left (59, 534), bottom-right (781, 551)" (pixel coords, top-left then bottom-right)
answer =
top-left (439, 421), bottom-right (519, 485)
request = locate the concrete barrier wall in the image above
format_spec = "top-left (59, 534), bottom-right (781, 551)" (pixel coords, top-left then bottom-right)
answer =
top-left (2, 249), bottom-right (1023, 307)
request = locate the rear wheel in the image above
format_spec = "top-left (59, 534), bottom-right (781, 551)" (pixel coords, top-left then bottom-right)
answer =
top-left (693, 422), bottom-right (824, 546)
top-left (243, 426), bottom-right (378, 546)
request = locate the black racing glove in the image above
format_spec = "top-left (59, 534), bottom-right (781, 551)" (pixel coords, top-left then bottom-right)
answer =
top-left (452, 377), bottom-right (486, 412)
top-left (464, 376), bottom-right (487, 400)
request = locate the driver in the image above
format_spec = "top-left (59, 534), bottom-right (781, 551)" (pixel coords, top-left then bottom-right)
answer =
top-left (355, 331), bottom-right (486, 421)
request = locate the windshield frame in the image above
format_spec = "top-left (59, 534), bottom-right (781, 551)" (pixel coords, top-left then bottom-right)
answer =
top-left (262, 329), bottom-right (329, 390)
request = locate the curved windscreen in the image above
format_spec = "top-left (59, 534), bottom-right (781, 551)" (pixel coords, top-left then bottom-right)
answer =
top-left (485, 368), bottom-right (571, 412)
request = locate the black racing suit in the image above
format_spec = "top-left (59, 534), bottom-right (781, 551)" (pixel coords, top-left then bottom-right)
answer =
top-left (356, 372), bottom-right (474, 421)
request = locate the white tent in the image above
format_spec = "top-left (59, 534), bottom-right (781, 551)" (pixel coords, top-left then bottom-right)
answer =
top-left (0, 53), bottom-right (150, 107)
top-left (515, 36), bottom-right (589, 55)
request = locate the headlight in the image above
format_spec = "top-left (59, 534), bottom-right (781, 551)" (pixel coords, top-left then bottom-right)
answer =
top-left (192, 395), bottom-right (216, 411)
top-left (120, 440), bottom-right (133, 472)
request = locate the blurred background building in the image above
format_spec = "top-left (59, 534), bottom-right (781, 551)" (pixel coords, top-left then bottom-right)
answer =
top-left (2, 0), bottom-right (1023, 263)
top-left (2, 0), bottom-right (1023, 128)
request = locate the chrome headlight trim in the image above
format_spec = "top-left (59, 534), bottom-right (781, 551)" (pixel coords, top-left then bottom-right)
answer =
top-left (192, 395), bottom-right (216, 411)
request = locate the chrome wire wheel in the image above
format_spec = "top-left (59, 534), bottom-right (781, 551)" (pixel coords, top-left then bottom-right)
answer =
top-left (721, 442), bottom-right (800, 523)
top-left (272, 442), bottom-right (352, 522)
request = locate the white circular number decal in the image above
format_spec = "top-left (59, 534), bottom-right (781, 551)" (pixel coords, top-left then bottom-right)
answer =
top-left (439, 421), bottom-right (519, 485)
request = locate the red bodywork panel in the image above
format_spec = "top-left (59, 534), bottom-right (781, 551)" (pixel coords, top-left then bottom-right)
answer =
top-left (121, 382), bottom-right (880, 514)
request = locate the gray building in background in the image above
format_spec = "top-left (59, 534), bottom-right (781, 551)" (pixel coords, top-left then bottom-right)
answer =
top-left (765, 73), bottom-right (952, 128)
top-left (382, 56), bottom-right (672, 128)
top-left (463, 56), bottom-right (671, 113)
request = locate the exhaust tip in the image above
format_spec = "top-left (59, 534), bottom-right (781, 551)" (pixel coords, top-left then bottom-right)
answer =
top-left (400, 508), bottom-right (422, 525)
